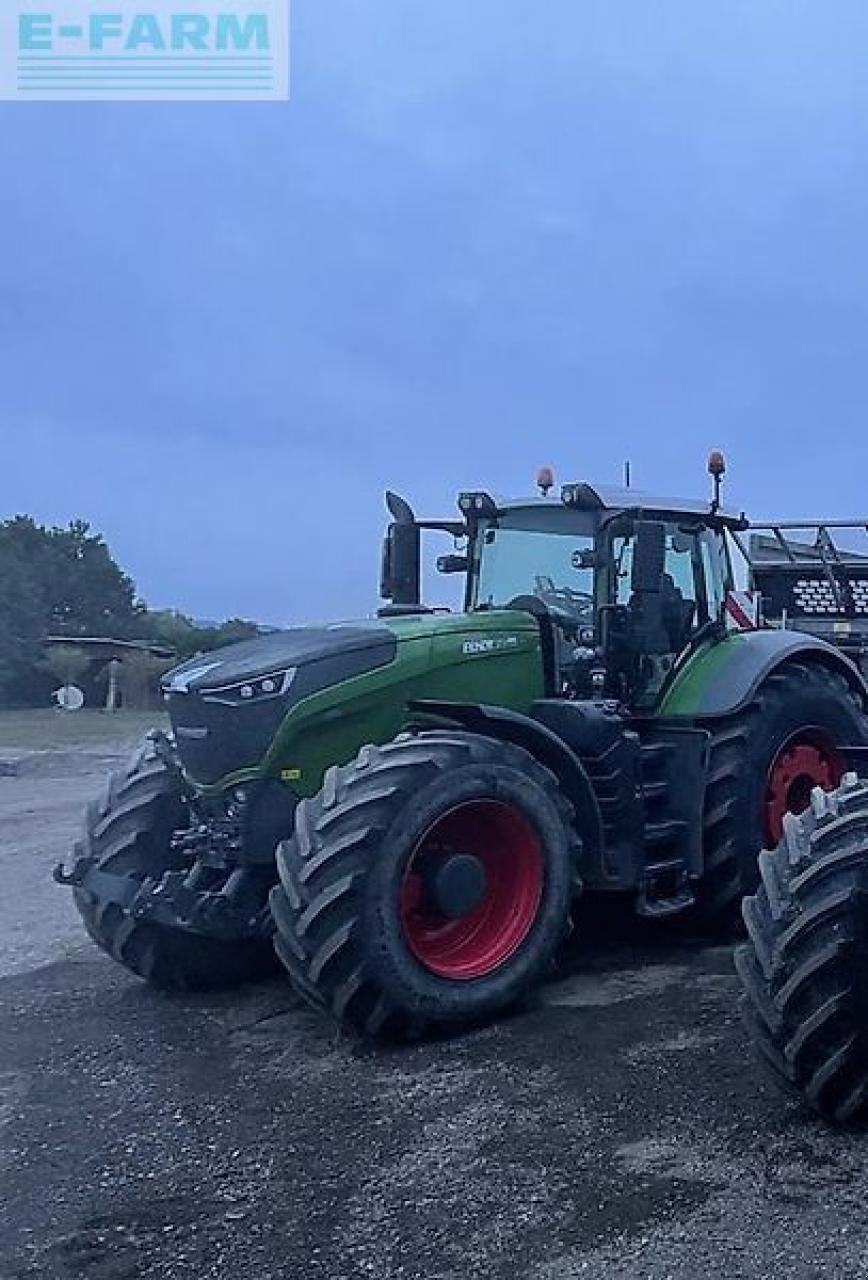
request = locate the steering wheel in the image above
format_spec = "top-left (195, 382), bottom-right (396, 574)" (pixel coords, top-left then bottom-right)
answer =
top-left (532, 577), bottom-right (595, 622)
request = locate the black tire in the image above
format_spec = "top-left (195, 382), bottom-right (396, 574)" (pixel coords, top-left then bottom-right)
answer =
top-left (270, 731), bottom-right (579, 1039)
top-left (698, 661), bottom-right (868, 921)
top-left (71, 735), bottom-right (277, 991)
top-left (735, 774), bottom-right (868, 1124)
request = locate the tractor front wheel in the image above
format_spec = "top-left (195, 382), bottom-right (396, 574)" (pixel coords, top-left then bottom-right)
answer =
top-left (269, 731), bottom-right (579, 1038)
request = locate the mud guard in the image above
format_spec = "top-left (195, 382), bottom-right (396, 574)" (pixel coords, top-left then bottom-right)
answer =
top-left (659, 630), bottom-right (868, 720)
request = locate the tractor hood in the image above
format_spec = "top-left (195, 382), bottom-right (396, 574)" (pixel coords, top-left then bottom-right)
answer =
top-left (162, 622), bottom-right (398, 786)
top-left (162, 610), bottom-right (542, 789)
top-left (163, 622), bottom-right (397, 696)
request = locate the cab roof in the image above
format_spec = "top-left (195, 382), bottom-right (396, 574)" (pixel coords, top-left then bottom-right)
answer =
top-left (493, 482), bottom-right (748, 529)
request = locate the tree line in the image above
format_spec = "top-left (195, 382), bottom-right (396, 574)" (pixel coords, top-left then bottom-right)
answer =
top-left (0, 515), bottom-right (259, 706)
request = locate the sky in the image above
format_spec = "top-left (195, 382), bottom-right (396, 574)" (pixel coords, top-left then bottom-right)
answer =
top-left (3, 0), bottom-right (868, 625)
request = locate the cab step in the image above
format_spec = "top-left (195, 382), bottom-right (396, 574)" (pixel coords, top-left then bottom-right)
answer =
top-left (636, 857), bottom-right (696, 919)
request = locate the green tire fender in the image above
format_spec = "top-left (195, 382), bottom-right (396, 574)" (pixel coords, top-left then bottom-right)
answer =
top-left (660, 631), bottom-right (867, 720)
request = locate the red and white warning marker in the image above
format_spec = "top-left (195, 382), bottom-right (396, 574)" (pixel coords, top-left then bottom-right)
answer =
top-left (724, 590), bottom-right (761, 632)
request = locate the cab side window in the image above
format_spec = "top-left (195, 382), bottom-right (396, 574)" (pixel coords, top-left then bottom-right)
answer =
top-left (700, 532), bottom-right (727, 620)
top-left (614, 526), bottom-right (700, 629)
top-left (613, 537), bottom-right (634, 605)
top-left (663, 528), bottom-right (699, 632)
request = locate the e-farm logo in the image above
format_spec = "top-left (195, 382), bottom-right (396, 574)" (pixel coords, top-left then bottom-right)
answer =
top-left (0, 0), bottom-right (289, 99)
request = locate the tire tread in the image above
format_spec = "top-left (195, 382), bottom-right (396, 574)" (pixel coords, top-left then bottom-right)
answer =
top-left (735, 775), bottom-right (868, 1123)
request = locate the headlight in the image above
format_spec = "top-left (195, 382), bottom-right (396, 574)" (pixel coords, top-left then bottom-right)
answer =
top-left (200, 668), bottom-right (296, 707)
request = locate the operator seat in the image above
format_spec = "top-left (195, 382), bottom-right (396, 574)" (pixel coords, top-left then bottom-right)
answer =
top-left (627, 575), bottom-right (694, 657)
top-left (659, 574), bottom-right (695, 653)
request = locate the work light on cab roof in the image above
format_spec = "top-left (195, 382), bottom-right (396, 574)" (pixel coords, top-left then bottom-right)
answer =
top-left (458, 491), bottom-right (497, 519)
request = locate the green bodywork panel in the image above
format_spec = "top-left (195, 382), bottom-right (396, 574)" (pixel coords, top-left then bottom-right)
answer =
top-left (658, 637), bottom-right (738, 717)
top-left (199, 610), bottom-right (544, 798)
top-left (658, 627), bottom-right (851, 719)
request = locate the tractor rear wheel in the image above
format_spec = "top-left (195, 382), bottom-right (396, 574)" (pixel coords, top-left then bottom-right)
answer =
top-left (699, 661), bottom-right (866, 921)
top-left (735, 774), bottom-right (868, 1124)
top-left (66, 735), bottom-right (278, 990)
top-left (269, 731), bottom-right (579, 1038)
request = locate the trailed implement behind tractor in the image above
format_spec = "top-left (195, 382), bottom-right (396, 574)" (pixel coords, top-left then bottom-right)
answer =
top-left (56, 456), bottom-right (868, 1121)
top-left (738, 519), bottom-right (868, 679)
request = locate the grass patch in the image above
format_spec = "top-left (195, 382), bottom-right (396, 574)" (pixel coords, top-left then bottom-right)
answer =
top-left (0, 709), bottom-right (168, 752)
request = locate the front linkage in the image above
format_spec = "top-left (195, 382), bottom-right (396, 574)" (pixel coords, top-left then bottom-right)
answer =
top-left (55, 855), bottom-right (272, 942)
top-left (55, 730), bottom-right (274, 948)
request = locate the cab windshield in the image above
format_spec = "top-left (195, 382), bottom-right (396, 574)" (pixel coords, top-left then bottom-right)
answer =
top-left (472, 525), bottom-right (596, 620)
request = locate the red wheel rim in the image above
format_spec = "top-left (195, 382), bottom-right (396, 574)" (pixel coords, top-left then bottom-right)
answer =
top-left (764, 732), bottom-right (845, 845)
top-left (400, 800), bottom-right (544, 980)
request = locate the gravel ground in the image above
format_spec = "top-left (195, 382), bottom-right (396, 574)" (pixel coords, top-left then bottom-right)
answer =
top-left (1, 712), bottom-right (868, 1280)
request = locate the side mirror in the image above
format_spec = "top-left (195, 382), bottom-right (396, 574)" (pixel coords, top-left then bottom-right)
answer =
top-left (437, 554), bottom-right (468, 575)
top-left (631, 521), bottom-right (666, 594)
top-left (380, 521), bottom-right (421, 605)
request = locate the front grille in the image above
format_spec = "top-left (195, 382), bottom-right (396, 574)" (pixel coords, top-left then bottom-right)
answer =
top-left (168, 691), bottom-right (289, 785)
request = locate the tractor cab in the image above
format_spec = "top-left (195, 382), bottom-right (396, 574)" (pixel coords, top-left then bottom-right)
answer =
top-left (465, 483), bottom-right (744, 710)
top-left (381, 461), bottom-right (748, 713)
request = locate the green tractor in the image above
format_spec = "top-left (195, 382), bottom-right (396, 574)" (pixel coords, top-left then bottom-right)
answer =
top-left (57, 458), bottom-right (868, 1060)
